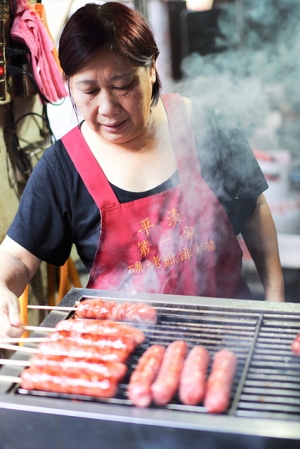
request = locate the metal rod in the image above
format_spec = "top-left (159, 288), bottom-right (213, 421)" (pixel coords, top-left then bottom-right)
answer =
top-left (229, 314), bottom-right (263, 415)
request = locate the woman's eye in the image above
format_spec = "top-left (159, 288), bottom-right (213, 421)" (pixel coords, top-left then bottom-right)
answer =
top-left (85, 90), bottom-right (97, 95)
top-left (114, 83), bottom-right (132, 91)
top-left (115, 86), bottom-right (128, 90)
top-left (81, 86), bottom-right (99, 95)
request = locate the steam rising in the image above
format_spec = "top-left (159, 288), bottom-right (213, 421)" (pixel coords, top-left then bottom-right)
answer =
top-left (174, 0), bottom-right (300, 156)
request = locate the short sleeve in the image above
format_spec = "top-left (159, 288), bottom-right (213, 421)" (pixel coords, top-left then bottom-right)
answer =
top-left (192, 107), bottom-right (268, 234)
top-left (7, 142), bottom-right (74, 265)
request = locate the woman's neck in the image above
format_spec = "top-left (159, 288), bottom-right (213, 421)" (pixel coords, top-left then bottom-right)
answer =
top-left (80, 98), bottom-right (177, 192)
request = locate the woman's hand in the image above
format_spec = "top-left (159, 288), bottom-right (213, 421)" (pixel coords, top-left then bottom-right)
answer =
top-left (0, 283), bottom-right (23, 338)
top-left (0, 236), bottom-right (41, 337)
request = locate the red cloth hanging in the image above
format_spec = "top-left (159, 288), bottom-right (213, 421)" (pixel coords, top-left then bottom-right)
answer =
top-left (10, 0), bottom-right (68, 103)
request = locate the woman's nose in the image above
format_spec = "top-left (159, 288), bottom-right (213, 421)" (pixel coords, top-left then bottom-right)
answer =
top-left (97, 90), bottom-right (120, 116)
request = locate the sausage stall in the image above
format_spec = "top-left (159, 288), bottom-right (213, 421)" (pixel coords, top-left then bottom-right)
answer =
top-left (1, 289), bottom-right (300, 448)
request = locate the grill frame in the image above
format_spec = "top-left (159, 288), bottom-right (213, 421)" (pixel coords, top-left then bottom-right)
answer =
top-left (1, 288), bottom-right (300, 448)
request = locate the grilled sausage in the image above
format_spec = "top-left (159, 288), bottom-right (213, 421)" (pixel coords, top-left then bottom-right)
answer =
top-left (179, 345), bottom-right (210, 405)
top-left (49, 330), bottom-right (137, 353)
top-left (128, 345), bottom-right (165, 407)
top-left (38, 340), bottom-right (131, 363)
top-left (204, 349), bottom-right (237, 413)
top-left (21, 365), bottom-right (118, 398)
top-left (76, 298), bottom-right (157, 324)
top-left (55, 319), bottom-right (145, 345)
top-left (291, 333), bottom-right (300, 356)
top-left (29, 354), bottom-right (127, 381)
top-left (151, 340), bottom-right (187, 405)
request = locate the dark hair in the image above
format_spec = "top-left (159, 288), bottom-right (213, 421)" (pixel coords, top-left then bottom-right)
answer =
top-left (59, 2), bottom-right (161, 105)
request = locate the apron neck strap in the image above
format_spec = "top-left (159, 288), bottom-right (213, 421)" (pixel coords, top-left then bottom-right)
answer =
top-left (62, 126), bottom-right (119, 208)
top-left (161, 93), bottom-right (201, 181)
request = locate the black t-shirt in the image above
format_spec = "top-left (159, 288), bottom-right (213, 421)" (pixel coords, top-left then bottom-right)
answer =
top-left (7, 108), bottom-right (268, 271)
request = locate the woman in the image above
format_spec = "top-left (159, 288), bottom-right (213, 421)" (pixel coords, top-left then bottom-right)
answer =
top-left (0, 2), bottom-right (284, 338)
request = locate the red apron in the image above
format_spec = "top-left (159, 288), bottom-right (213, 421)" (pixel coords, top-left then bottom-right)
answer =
top-left (62, 94), bottom-right (250, 299)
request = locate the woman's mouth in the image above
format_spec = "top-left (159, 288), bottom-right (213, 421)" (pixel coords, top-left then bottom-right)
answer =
top-left (102, 120), bottom-right (126, 132)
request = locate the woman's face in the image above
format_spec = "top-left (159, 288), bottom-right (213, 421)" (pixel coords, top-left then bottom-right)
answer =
top-left (69, 47), bottom-right (156, 146)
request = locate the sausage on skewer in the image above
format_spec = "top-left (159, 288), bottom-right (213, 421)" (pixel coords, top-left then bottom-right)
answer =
top-left (49, 330), bottom-right (137, 353)
top-left (29, 354), bottom-right (127, 381)
top-left (76, 298), bottom-right (157, 324)
top-left (20, 365), bottom-right (118, 398)
top-left (55, 319), bottom-right (145, 345)
top-left (38, 339), bottom-right (132, 363)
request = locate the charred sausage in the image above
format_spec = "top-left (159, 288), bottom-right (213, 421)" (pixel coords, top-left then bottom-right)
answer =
top-left (151, 340), bottom-right (187, 405)
top-left (179, 345), bottom-right (210, 405)
top-left (204, 349), bottom-right (237, 414)
top-left (76, 298), bottom-right (157, 324)
top-left (128, 345), bottom-right (165, 407)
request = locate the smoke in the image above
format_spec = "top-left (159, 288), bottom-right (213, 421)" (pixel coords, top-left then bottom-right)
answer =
top-left (174, 0), bottom-right (300, 156)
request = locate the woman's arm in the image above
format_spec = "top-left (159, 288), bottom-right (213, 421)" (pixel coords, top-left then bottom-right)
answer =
top-left (241, 193), bottom-right (284, 302)
top-left (0, 236), bottom-right (41, 337)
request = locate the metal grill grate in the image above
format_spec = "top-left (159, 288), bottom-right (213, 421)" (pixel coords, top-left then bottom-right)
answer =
top-left (236, 315), bottom-right (300, 420)
top-left (0, 289), bottom-right (299, 422)
top-left (3, 290), bottom-right (300, 449)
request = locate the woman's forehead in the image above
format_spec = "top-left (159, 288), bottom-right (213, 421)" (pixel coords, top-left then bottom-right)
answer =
top-left (79, 47), bottom-right (134, 72)
top-left (72, 48), bottom-right (148, 81)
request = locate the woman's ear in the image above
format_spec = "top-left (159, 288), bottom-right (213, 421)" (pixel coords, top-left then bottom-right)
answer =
top-left (150, 60), bottom-right (156, 85)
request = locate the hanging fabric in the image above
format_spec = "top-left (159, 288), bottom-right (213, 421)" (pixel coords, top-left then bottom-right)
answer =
top-left (28, 2), bottom-right (62, 71)
top-left (10, 0), bottom-right (68, 103)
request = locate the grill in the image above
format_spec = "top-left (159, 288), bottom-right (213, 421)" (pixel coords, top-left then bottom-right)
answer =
top-left (1, 288), bottom-right (300, 449)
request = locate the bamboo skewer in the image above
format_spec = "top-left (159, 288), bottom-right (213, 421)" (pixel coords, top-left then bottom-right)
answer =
top-left (0, 358), bottom-right (30, 366)
top-left (0, 337), bottom-right (47, 344)
top-left (27, 305), bottom-right (76, 311)
top-left (0, 375), bottom-right (21, 383)
top-left (24, 325), bottom-right (56, 333)
top-left (0, 343), bottom-right (39, 353)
